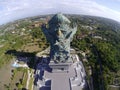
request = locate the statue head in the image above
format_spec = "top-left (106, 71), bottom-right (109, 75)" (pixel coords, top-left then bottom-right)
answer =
top-left (48, 13), bottom-right (71, 26)
top-left (48, 14), bottom-right (72, 39)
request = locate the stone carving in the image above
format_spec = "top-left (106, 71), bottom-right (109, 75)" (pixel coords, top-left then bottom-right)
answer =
top-left (42, 13), bottom-right (77, 63)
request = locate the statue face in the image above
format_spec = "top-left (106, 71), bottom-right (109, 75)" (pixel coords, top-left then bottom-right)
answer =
top-left (56, 24), bottom-right (68, 36)
top-left (56, 28), bottom-right (68, 39)
top-left (57, 29), bottom-right (62, 36)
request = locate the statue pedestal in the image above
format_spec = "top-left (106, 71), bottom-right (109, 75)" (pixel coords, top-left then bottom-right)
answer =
top-left (49, 60), bottom-right (72, 72)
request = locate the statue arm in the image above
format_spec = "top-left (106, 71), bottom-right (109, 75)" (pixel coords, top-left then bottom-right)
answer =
top-left (70, 26), bottom-right (77, 38)
top-left (70, 23), bottom-right (77, 38)
top-left (41, 24), bottom-right (48, 35)
top-left (41, 24), bottom-right (53, 43)
top-left (66, 23), bottom-right (77, 39)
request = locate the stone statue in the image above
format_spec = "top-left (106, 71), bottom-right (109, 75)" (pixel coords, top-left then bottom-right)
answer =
top-left (42, 13), bottom-right (77, 63)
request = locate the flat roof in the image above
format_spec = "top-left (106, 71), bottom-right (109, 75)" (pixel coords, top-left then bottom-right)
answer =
top-left (44, 64), bottom-right (76, 90)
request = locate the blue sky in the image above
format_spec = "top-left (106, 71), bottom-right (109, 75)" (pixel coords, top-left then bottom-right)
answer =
top-left (0, 0), bottom-right (120, 25)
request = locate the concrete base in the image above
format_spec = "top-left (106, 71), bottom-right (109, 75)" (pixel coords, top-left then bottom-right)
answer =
top-left (34, 48), bottom-right (87, 90)
top-left (49, 61), bottom-right (72, 72)
top-left (34, 54), bottom-right (87, 90)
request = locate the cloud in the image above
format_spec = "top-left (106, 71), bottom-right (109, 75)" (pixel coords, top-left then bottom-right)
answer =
top-left (0, 0), bottom-right (120, 25)
top-left (115, 0), bottom-right (120, 2)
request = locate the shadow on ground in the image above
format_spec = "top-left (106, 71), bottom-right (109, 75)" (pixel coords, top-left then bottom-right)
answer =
top-left (5, 49), bottom-right (36, 69)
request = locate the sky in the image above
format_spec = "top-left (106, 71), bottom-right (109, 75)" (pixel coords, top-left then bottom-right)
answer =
top-left (0, 0), bottom-right (120, 25)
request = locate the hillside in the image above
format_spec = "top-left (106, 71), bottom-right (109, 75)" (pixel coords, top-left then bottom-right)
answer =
top-left (0, 14), bottom-right (120, 90)
top-left (70, 15), bottom-right (120, 90)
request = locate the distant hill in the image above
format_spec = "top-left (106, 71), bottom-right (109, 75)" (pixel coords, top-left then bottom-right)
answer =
top-left (69, 15), bottom-right (120, 32)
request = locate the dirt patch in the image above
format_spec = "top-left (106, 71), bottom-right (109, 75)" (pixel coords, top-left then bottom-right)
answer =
top-left (0, 60), bottom-right (25, 90)
top-left (9, 70), bottom-right (24, 90)
top-left (22, 44), bottom-right (40, 52)
top-left (0, 60), bottom-right (14, 90)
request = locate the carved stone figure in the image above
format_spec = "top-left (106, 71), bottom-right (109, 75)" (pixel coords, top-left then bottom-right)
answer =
top-left (42, 13), bottom-right (77, 63)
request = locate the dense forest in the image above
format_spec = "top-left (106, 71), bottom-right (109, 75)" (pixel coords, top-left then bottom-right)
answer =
top-left (0, 14), bottom-right (120, 90)
top-left (70, 15), bottom-right (120, 90)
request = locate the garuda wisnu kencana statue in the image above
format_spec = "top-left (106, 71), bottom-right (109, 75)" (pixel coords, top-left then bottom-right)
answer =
top-left (42, 13), bottom-right (77, 63)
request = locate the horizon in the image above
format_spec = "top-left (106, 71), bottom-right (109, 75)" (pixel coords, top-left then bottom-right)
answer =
top-left (0, 0), bottom-right (120, 25)
top-left (1, 13), bottom-right (120, 26)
